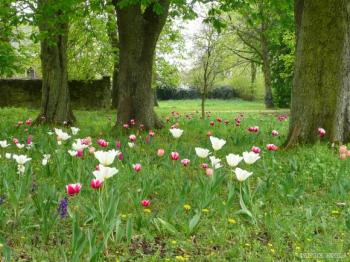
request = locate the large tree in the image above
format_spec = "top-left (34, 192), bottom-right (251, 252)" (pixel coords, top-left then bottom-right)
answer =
top-left (113, 0), bottom-right (170, 129)
top-left (35, 0), bottom-right (76, 124)
top-left (285, 0), bottom-right (350, 146)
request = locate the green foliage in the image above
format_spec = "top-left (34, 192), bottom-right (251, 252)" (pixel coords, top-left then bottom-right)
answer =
top-left (0, 104), bottom-right (349, 260)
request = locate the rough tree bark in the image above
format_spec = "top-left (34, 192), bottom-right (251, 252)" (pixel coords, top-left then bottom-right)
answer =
top-left (250, 61), bottom-right (256, 100)
top-left (285, 0), bottom-right (350, 147)
top-left (113, 0), bottom-right (170, 129)
top-left (35, 0), bottom-right (75, 125)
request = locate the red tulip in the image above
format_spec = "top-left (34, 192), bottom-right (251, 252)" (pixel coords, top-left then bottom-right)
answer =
top-left (318, 128), bottom-right (326, 137)
top-left (66, 183), bottom-right (81, 196)
top-left (91, 179), bottom-right (103, 189)
top-left (271, 130), bottom-right (279, 136)
top-left (129, 134), bottom-right (136, 142)
top-left (266, 144), bottom-right (278, 151)
top-left (170, 152), bottom-right (180, 160)
top-left (251, 146), bottom-right (261, 154)
top-left (210, 121), bottom-right (215, 126)
top-left (141, 199), bottom-right (151, 207)
top-left (118, 152), bottom-right (124, 161)
top-left (133, 163), bottom-right (142, 172)
top-left (25, 119), bottom-right (32, 126)
top-left (97, 139), bottom-right (108, 147)
top-left (149, 130), bottom-right (155, 137)
top-left (201, 163), bottom-right (209, 169)
top-left (181, 159), bottom-right (190, 167)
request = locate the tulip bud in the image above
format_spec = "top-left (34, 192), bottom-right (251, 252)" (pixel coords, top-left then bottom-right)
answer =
top-left (133, 163), bottom-right (142, 172)
top-left (205, 168), bottom-right (214, 176)
top-left (170, 152), bottom-right (180, 160)
top-left (157, 149), bottom-right (165, 157)
top-left (141, 199), bottom-right (151, 207)
top-left (181, 159), bottom-right (190, 167)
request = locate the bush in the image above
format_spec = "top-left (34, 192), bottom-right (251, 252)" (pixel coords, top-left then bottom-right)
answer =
top-left (156, 85), bottom-right (239, 100)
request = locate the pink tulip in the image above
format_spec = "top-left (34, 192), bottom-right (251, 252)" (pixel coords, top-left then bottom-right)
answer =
top-left (13, 138), bottom-right (19, 144)
top-left (141, 199), bottom-right (151, 207)
top-left (216, 117), bottom-right (222, 123)
top-left (157, 149), bottom-right (165, 157)
top-left (89, 147), bottom-right (96, 154)
top-left (149, 130), bottom-right (155, 137)
top-left (82, 137), bottom-right (92, 146)
top-left (118, 153), bottom-right (124, 161)
top-left (170, 152), bottom-right (180, 160)
top-left (133, 163), bottom-right (142, 172)
top-left (181, 159), bottom-right (190, 167)
top-left (97, 139), bottom-right (108, 147)
top-left (76, 150), bottom-right (84, 157)
top-left (271, 130), bottom-right (279, 136)
top-left (224, 120), bottom-right (229, 125)
top-left (251, 146), bottom-right (261, 154)
top-left (27, 135), bottom-right (33, 145)
top-left (91, 179), bottom-right (103, 189)
top-left (201, 163), bottom-right (209, 169)
top-left (115, 140), bottom-right (121, 149)
top-left (339, 145), bottom-right (347, 154)
top-left (66, 183), bottom-right (81, 196)
top-left (95, 165), bottom-right (100, 170)
top-left (205, 168), bottom-right (214, 176)
top-left (130, 119), bottom-right (136, 125)
top-left (123, 123), bottom-right (129, 129)
top-left (248, 126), bottom-right (259, 133)
top-left (129, 134), bottom-right (137, 142)
top-left (318, 128), bottom-right (326, 137)
top-left (139, 124), bottom-right (145, 129)
top-left (266, 144), bottom-right (278, 151)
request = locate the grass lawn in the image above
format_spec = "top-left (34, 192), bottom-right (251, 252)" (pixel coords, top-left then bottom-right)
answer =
top-left (0, 100), bottom-right (349, 261)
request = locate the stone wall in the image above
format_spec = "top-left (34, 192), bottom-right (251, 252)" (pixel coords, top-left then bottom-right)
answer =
top-left (0, 76), bottom-right (111, 110)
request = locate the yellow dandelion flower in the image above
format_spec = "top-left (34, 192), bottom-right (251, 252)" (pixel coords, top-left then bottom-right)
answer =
top-left (175, 255), bottom-right (188, 261)
top-left (183, 204), bottom-right (191, 211)
top-left (202, 208), bottom-right (209, 213)
top-left (228, 218), bottom-right (236, 224)
top-left (267, 243), bottom-right (273, 247)
top-left (270, 248), bottom-right (275, 254)
top-left (331, 210), bottom-right (340, 215)
top-left (245, 243), bottom-right (250, 247)
top-left (171, 240), bottom-right (177, 245)
top-left (121, 214), bottom-right (127, 219)
top-left (295, 246), bottom-right (301, 251)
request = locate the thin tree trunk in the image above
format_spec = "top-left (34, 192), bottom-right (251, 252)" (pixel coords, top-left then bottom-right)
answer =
top-left (250, 61), bottom-right (256, 100)
top-left (107, 4), bottom-right (119, 109)
top-left (36, 0), bottom-right (75, 124)
top-left (114, 0), bottom-right (169, 129)
top-left (261, 32), bottom-right (274, 108)
top-left (285, 0), bottom-right (350, 147)
top-left (201, 91), bottom-right (206, 119)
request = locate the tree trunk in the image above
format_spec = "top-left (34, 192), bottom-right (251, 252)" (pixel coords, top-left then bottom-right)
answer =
top-left (201, 91), bottom-right (206, 119)
top-left (107, 4), bottom-right (119, 109)
top-left (261, 32), bottom-right (274, 108)
top-left (35, 0), bottom-right (75, 125)
top-left (250, 61), bottom-right (256, 100)
top-left (285, 0), bottom-right (350, 147)
top-left (114, 1), bottom-right (169, 129)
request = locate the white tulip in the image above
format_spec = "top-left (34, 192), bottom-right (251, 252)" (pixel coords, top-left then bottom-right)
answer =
top-left (210, 136), bottom-right (226, 151)
top-left (169, 128), bottom-right (183, 138)
top-left (210, 156), bottom-right (222, 169)
top-left (16, 143), bottom-right (25, 149)
top-left (0, 140), bottom-right (9, 148)
top-left (128, 142), bottom-right (135, 148)
top-left (94, 149), bottom-right (119, 166)
top-left (71, 127), bottom-right (80, 135)
top-left (226, 154), bottom-right (243, 167)
top-left (13, 154), bottom-right (31, 165)
top-left (54, 128), bottom-right (71, 141)
top-left (195, 147), bottom-right (210, 158)
top-left (93, 165), bottom-right (118, 182)
top-left (68, 150), bottom-right (77, 156)
top-left (243, 151), bottom-right (260, 164)
top-left (5, 153), bottom-right (12, 159)
top-left (234, 168), bottom-right (253, 181)
top-left (72, 139), bottom-right (88, 151)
